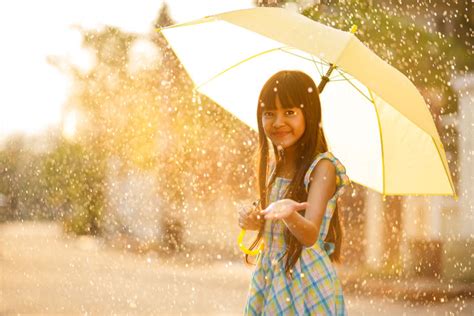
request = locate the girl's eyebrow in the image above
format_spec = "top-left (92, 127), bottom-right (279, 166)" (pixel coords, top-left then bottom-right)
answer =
top-left (264, 107), bottom-right (296, 111)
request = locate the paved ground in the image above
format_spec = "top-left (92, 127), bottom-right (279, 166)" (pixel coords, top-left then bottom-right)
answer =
top-left (0, 222), bottom-right (472, 315)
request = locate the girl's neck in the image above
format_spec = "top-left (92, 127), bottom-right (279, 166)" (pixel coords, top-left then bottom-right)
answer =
top-left (276, 147), bottom-right (298, 178)
top-left (276, 166), bottom-right (295, 179)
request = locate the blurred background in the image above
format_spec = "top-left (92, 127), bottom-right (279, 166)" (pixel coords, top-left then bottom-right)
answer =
top-left (0, 0), bottom-right (472, 315)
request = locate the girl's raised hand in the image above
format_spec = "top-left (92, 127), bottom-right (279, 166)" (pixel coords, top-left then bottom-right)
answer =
top-left (260, 199), bottom-right (308, 220)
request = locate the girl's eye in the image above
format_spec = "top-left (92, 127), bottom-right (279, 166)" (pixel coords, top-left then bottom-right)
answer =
top-left (263, 109), bottom-right (297, 117)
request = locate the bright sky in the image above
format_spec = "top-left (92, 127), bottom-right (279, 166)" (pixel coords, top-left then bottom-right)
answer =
top-left (0, 0), bottom-right (255, 140)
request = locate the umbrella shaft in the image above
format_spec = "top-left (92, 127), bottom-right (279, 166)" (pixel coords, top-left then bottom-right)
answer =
top-left (318, 63), bottom-right (336, 94)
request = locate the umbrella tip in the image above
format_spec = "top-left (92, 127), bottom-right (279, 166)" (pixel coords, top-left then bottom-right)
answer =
top-left (453, 192), bottom-right (459, 201)
top-left (350, 25), bottom-right (358, 34)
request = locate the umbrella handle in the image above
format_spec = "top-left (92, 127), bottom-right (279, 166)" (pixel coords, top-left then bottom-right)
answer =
top-left (238, 229), bottom-right (264, 256)
top-left (318, 63), bottom-right (337, 93)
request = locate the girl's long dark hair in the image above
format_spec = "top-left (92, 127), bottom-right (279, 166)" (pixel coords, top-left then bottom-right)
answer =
top-left (244, 70), bottom-right (343, 279)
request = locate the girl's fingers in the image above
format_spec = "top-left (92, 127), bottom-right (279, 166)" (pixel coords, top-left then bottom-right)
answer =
top-left (262, 202), bottom-right (307, 220)
top-left (260, 207), bottom-right (274, 216)
top-left (265, 213), bottom-right (279, 220)
top-left (289, 202), bottom-right (304, 210)
top-left (295, 202), bottom-right (309, 210)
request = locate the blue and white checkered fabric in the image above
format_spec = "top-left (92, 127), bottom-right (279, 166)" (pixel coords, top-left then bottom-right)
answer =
top-left (244, 152), bottom-right (350, 315)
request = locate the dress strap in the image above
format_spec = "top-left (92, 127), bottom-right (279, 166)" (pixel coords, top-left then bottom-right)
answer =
top-left (303, 152), bottom-right (350, 198)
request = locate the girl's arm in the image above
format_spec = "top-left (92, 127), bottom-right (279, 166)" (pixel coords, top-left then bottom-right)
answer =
top-left (282, 159), bottom-right (336, 247)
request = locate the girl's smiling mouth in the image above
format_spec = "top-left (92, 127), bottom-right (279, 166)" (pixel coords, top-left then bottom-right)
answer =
top-left (273, 131), bottom-right (291, 137)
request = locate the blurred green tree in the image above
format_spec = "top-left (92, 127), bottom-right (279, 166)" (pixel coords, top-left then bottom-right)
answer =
top-left (44, 3), bottom-right (257, 252)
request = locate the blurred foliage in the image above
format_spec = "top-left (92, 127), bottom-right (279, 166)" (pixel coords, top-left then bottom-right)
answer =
top-left (42, 140), bottom-right (106, 235)
top-left (0, 135), bottom-right (105, 232)
top-left (58, 5), bottom-right (255, 240)
top-left (0, 4), bottom-right (257, 247)
top-left (0, 136), bottom-right (48, 221)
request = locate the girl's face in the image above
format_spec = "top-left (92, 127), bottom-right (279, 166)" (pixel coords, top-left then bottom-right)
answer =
top-left (262, 95), bottom-right (305, 150)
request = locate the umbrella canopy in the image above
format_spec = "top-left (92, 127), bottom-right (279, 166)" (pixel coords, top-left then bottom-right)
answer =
top-left (159, 7), bottom-right (456, 198)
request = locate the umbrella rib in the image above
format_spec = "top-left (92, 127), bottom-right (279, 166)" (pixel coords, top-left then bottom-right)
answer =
top-left (336, 72), bottom-right (373, 103)
top-left (359, 80), bottom-right (454, 198)
top-left (328, 72), bottom-right (347, 81)
top-left (327, 78), bottom-right (352, 82)
top-left (157, 17), bottom-right (216, 32)
top-left (349, 178), bottom-right (457, 196)
top-left (368, 89), bottom-right (386, 196)
top-left (431, 136), bottom-right (457, 199)
top-left (327, 75), bottom-right (346, 81)
top-left (194, 46), bottom-right (292, 92)
top-left (335, 68), bottom-right (356, 80)
top-left (310, 54), bottom-right (324, 76)
top-left (279, 48), bottom-right (330, 69)
top-left (328, 68), bottom-right (348, 80)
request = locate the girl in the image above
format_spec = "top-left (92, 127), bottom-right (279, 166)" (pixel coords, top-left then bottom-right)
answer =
top-left (238, 70), bottom-right (350, 315)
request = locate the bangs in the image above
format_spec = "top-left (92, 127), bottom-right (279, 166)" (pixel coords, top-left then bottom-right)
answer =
top-left (259, 74), bottom-right (310, 111)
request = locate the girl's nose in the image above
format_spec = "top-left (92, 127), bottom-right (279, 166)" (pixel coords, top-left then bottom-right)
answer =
top-left (272, 114), bottom-right (285, 128)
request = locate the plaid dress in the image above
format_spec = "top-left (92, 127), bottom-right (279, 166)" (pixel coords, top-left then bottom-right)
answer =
top-left (244, 151), bottom-right (350, 316)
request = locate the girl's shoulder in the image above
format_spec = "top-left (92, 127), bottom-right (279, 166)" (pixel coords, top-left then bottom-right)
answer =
top-left (303, 151), bottom-right (350, 196)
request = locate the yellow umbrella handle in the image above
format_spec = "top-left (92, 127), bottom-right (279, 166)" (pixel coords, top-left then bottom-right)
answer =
top-left (238, 229), bottom-right (264, 256)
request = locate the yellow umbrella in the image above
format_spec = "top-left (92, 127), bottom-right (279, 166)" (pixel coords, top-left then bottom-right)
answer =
top-left (158, 7), bottom-right (456, 253)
